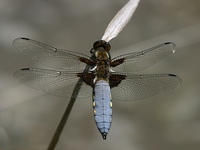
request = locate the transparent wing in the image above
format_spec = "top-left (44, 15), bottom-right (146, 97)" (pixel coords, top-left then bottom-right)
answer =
top-left (111, 73), bottom-right (182, 101)
top-left (14, 68), bottom-right (92, 98)
top-left (13, 38), bottom-right (91, 71)
top-left (111, 42), bottom-right (176, 73)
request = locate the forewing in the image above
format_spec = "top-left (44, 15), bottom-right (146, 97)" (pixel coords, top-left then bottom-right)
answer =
top-left (111, 73), bottom-right (182, 101)
top-left (13, 38), bottom-right (91, 71)
top-left (111, 42), bottom-right (176, 73)
top-left (14, 68), bottom-right (92, 98)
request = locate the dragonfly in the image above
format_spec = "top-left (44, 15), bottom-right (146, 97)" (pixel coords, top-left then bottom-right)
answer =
top-left (13, 0), bottom-right (181, 140)
top-left (13, 37), bottom-right (182, 139)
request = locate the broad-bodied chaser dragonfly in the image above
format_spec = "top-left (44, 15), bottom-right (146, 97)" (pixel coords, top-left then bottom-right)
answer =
top-left (13, 37), bottom-right (181, 139)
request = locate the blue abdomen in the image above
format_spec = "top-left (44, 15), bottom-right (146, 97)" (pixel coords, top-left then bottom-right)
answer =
top-left (93, 80), bottom-right (112, 139)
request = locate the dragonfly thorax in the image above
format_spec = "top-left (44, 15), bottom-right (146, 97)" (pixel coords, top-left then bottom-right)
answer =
top-left (90, 45), bottom-right (111, 83)
top-left (94, 54), bottom-right (110, 83)
top-left (95, 49), bottom-right (110, 60)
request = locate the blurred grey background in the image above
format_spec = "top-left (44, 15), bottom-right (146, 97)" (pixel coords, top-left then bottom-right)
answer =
top-left (0, 0), bottom-right (200, 149)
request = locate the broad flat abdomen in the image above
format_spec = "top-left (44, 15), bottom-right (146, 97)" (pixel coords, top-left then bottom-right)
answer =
top-left (93, 80), bottom-right (112, 139)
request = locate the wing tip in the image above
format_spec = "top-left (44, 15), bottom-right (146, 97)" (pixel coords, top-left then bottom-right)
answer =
top-left (169, 74), bottom-right (182, 85)
top-left (13, 37), bottom-right (30, 42)
top-left (13, 37), bottom-right (30, 48)
top-left (164, 42), bottom-right (176, 53)
top-left (21, 68), bottom-right (31, 70)
top-left (168, 73), bottom-right (176, 77)
top-left (21, 37), bottom-right (30, 40)
top-left (164, 41), bottom-right (175, 45)
top-left (13, 68), bottom-right (31, 79)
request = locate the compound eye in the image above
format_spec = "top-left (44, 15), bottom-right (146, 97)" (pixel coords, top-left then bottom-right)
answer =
top-left (105, 43), bottom-right (111, 51)
top-left (93, 41), bottom-right (100, 50)
top-left (93, 40), bottom-right (111, 51)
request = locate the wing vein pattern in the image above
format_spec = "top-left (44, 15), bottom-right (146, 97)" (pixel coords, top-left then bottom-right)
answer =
top-left (14, 68), bottom-right (92, 98)
top-left (111, 42), bottom-right (176, 72)
top-left (13, 38), bottom-right (90, 71)
top-left (111, 73), bottom-right (182, 101)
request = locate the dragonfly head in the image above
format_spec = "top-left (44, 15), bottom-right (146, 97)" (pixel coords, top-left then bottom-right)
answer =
top-left (90, 40), bottom-right (111, 53)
